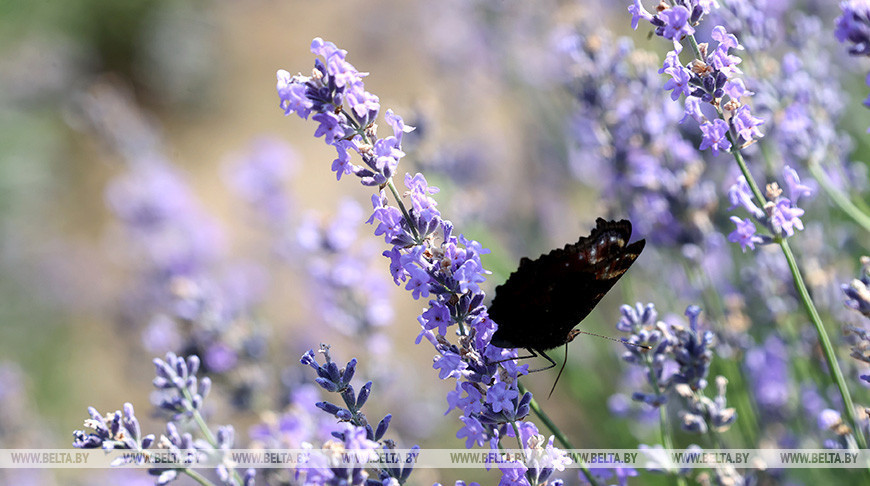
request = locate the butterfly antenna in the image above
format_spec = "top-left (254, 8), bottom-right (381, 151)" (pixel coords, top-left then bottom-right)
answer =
top-left (547, 344), bottom-right (570, 399)
top-left (573, 330), bottom-right (652, 350)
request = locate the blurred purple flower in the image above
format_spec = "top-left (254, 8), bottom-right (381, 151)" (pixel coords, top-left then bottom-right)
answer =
top-left (727, 216), bottom-right (762, 252)
top-left (843, 257), bottom-right (870, 318)
top-left (225, 137), bottom-right (296, 224)
top-left (836, 0), bottom-right (870, 56)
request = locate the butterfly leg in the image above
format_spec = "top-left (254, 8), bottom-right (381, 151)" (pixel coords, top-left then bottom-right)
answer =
top-left (527, 348), bottom-right (558, 373)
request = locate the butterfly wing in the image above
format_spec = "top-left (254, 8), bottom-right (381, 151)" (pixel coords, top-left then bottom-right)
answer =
top-left (488, 218), bottom-right (645, 352)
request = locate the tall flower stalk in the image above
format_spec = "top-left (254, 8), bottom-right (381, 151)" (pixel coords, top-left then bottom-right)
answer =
top-left (629, 0), bottom-right (867, 450)
top-left (72, 353), bottom-right (255, 486)
top-left (277, 37), bottom-right (588, 485)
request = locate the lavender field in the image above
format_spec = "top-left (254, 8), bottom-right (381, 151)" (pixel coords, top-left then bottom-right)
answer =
top-left (1, 1), bottom-right (870, 485)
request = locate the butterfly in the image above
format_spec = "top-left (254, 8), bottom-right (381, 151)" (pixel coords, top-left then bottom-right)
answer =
top-left (488, 218), bottom-right (645, 394)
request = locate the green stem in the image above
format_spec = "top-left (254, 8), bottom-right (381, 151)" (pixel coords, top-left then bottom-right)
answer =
top-left (339, 106), bottom-right (421, 244)
top-left (807, 161), bottom-right (870, 233)
top-left (191, 410), bottom-right (218, 446)
top-left (779, 239), bottom-right (867, 449)
top-left (683, 30), bottom-right (866, 450)
top-left (184, 469), bottom-right (216, 486)
top-left (181, 389), bottom-right (244, 485)
top-left (517, 382), bottom-right (600, 486)
top-left (510, 421), bottom-right (525, 451)
top-left (645, 357), bottom-right (688, 486)
top-left (386, 179), bottom-right (422, 242)
top-left (725, 125), bottom-right (767, 206)
top-left (686, 35), bottom-right (703, 61)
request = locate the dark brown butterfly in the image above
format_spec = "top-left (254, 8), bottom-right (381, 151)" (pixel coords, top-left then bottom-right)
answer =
top-left (488, 218), bottom-right (645, 394)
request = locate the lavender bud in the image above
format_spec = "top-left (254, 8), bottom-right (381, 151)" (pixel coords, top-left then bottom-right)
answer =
top-left (375, 414), bottom-right (392, 440)
top-left (357, 381), bottom-right (373, 408)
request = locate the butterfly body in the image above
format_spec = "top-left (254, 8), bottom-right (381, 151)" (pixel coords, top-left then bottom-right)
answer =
top-left (488, 218), bottom-right (645, 353)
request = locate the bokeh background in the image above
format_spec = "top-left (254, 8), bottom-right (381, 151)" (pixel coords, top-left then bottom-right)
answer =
top-left (2, 0), bottom-right (870, 484)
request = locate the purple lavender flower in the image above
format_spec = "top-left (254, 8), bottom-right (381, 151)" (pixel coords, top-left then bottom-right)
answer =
top-left (277, 70), bottom-right (313, 118)
top-left (299, 345), bottom-right (418, 486)
top-left (727, 177), bottom-right (762, 217)
top-left (617, 303), bottom-right (671, 407)
top-left (72, 403), bottom-right (154, 454)
top-left (698, 119), bottom-right (732, 155)
top-left (628, 0), bottom-right (653, 30)
top-left (671, 306), bottom-right (714, 391)
top-left (331, 140), bottom-right (356, 181)
top-left (782, 165), bottom-right (814, 203)
top-left (659, 6), bottom-right (695, 51)
top-left (278, 37), bottom-right (592, 486)
top-left (708, 26), bottom-right (744, 76)
top-left (629, 4), bottom-right (768, 162)
top-left (723, 78), bottom-right (752, 101)
top-left (726, 165), bottom-right (811, 249)
top-left (152, 353), bottom-right (212, 419)
top-left (663, 65), bottom-right (692, 101)
top-left (843, 256), bottom-right (870, 318)
top-left (73, 354), bottom-right (254, 485)
top-left (727, 216), bottom-right (762, 252)
top-left (617, 303), bottom-right (736, 435)
top-left (836, 1), bottom-right (870, 56)
top-left (276, 38), bottom-right (404, 187)
top-left (224, 137), bottom-right (296, 224)
top-left (768, 198), bottom-right (805, 237)
top-left (744, 334), bottom-right (791, 419)
top-left (731, 105), bottom-right (764, 143)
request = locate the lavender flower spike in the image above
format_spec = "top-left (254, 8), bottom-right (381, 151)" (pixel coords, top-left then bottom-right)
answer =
top-left (153, 352), bottom-right (212, 419)
top-left (73, 403), bottom-right (155, 454)
top-left (277, 38), bottom-right (580, 486)
top-left (843, 256), bottom-right (870, 318)
top-left (836, 1), bottom-right (870, 56)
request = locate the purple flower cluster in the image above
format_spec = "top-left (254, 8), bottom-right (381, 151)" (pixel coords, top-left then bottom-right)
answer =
top-left (224, 138), bottom-right (396, 363)
top-left (247, 383), bottom-right (343, 485)
top-left (843, 256), bottom-right (870, 319)
top-left (617, 303), bottom-right (736, 434)
top-left (277, 38), bottom-right (411, 186)
top-left (836, 0), bottom-right (870, 56)
top-left (107, 163), bottom-right (265, 408)
top-left (556, 28), bottom-right (727, 276)
top-left (726, 165), bottom-right (812, 251)
top-left (632, 1), bottom-right (765, 157)
top-left (743, 334), bottom-right (791, 420)
top-left (846, 324), bottom-right (870, 386)
top-left (72, 403), bottom-right (154, 454)
top-left (836, 0), bottom-right (870, 126)
top-left (73, 353), bottom-right (255, 486)
top-left (295, 423), bottom-right (382, 486)
top-left (296, 199), bottom-right (395, 340)
top-left (78, 86), bottom-right (271, 409)
top-left (277, 38), bottom-right (572, 485)
top-left (106, 163), bottom-right (223, 281)
top-left (299, 345), bottom-right (416, 485)
top-left (224, 137), bottom-right (297, 226)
